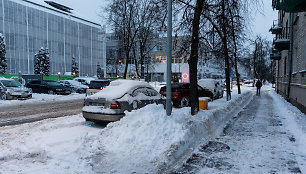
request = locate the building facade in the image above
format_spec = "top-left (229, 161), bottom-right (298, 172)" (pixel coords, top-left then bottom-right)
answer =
top-left (270, 1), bottom-right (306, 113)
top-left (0, 0), bottom-right (104, 76)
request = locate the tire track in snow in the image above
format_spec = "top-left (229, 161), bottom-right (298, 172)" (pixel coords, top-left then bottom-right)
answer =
top-left (0, 99), bottom-right (83, 126)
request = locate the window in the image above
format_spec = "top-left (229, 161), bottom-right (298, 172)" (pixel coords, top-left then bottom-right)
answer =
top-left (146, 88), bottom-right (158, 96)
top-left (131, 88), bottom-right (148, 97)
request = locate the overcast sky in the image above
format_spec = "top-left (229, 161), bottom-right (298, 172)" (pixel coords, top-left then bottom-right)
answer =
top-left (69, 0), bottom-right (277, 40)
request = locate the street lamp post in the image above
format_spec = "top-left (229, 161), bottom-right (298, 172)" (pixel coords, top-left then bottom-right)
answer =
top-left (166, 0), bottom-right (172, 116)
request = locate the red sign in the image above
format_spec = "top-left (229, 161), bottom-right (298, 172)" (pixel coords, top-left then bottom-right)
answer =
top-left (182, 72), bottom-right (189, 82)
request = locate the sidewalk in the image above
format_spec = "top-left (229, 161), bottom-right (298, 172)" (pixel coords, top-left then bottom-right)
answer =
top-left (172, 87), bottom-right (306, 173)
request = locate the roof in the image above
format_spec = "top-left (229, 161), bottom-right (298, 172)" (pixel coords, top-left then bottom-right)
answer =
top-left (15, 0), bottom-right (101, 26)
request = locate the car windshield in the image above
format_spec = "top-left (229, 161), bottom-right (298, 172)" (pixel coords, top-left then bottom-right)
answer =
top-left (47, 81), bottom-right (61, 86)
top-left (0, 80), bottom-right (21, 87)
top-left (89, 81), bottom-right (109, 88)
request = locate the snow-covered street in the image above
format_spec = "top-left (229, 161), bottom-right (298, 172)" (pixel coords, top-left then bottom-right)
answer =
top-left (0, 86), bottom-right (305, 174)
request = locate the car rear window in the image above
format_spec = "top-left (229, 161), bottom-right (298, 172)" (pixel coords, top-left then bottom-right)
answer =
top-left (89, 81), bottom-right (110, 89)
top-left (0, 80), bottom-right (21, 87)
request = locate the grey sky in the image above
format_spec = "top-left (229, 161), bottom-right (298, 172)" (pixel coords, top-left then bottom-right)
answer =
top-left (249, 1), bottom-right (278, 40)
top-left (71, 0), bottom-right (277, 40)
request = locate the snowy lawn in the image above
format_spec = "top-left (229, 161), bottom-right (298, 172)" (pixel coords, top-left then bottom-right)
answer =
top-left (0, 93), bottom-right (85, 107)
top-left (1, 85), bottom-right (304, 173)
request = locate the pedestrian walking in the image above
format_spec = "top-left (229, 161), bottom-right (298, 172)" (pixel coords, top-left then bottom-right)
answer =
top-left (256, 79), bottom-right (262, 96)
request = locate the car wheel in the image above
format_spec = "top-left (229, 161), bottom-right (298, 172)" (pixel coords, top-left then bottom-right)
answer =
top-left (180, 97), bottom-right (189, 107)
top-left (48, 90), bottom-right (54, 95)
top-left (0, 93), bottom-right (7, 100)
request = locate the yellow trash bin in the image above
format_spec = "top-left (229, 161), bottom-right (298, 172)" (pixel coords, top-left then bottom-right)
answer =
top-left (199, 99), bottom-right (209, 110)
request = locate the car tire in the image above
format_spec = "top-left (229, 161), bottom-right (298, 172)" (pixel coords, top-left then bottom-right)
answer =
top-left (180, 97), bottom-right (189, 107)
top-left (0, 93), bottom-right (7, 100)
top-left (48, 90), bottom-right (54, 95)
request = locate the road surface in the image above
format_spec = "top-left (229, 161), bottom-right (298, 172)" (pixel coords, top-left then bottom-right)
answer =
top-left (0, 98), bottom-right (84, 127)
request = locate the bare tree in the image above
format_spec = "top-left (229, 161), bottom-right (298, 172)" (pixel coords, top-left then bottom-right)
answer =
top-left (172, 0), bottom-right (257, 114)
top-left (251, 35), bottom-right (272, 82)
top-left (107, 0), bottom-right (139, 79)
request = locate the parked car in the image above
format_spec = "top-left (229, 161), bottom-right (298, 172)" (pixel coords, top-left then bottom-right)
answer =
top-left (0, 78), bottom-right (32, 100)
top-left (26, 80), bottom-right (71, 95)
top-left (159, 83), bottom-right (213, 107)
top-left (60, 80), bottom-right (87, 93)
top-left (198, 79), bottom-right (224, 99)
top-left (86, 79), bottom-right (111, 96)
top-left (82, 79), bottom-right (165, 124)
top-left (74, 77), bottom-right (96, 85)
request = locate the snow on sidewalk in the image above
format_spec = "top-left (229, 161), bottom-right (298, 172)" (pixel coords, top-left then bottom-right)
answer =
top-left (270, 90), bottom-right (306, 173)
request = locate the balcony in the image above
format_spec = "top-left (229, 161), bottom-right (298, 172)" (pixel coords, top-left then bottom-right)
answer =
top-left (274, 39), bottom-right (290, 51)
top-left (273, 27), bottom-right (290, 51)
top-left (270, 53), bottom-right (281, 60)
top-left (272, 0), bottom-right (306, 12)
top-left (269, 20), bottom-right (283, 34)
top-left (270, 47), bottom-right (281, 60)
top-left (270, 26), bottom-right (282, 34)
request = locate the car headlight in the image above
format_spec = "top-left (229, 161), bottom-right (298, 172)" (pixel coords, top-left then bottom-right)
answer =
top-left (7, 89), bottom-right (13, 94)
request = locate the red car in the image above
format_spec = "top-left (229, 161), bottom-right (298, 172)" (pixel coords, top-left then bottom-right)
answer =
top-left (159, 83), bottom-right (213, 107)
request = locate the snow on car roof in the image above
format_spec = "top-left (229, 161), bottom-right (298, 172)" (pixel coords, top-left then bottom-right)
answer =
top-left (74, 77), bottom-right (96, 84)
top-left (61, 80), bottom-right (87, 88)
top-left (0, 77), bottom-right (13, 81)
top-left (198, 79), bottom-right (215, 92)
top-left (88, 79), bottom-right (153, 100)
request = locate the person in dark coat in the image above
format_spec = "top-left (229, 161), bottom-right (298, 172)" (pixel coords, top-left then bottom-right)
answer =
top-left (256, 79), bottom-right (263, 96)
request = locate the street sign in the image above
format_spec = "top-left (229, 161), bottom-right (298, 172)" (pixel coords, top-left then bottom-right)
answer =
top-left (182, 72), bottom-right (189, 83)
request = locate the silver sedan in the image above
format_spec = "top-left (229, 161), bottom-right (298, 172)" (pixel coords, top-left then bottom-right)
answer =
top-left (82, 80), bottom-right (165, 124)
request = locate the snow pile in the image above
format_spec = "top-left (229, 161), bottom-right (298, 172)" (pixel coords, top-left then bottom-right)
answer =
top-left (270, 90), bottom-right (306, 173)
top-left (0, 115), bottom-right (100, 174)
top-left (82, 88), bottom-right (254, 173)
top-left (0, 93), bottom-right (85, 106)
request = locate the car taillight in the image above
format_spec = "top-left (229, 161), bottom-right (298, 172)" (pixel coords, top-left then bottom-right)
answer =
top-left (100, 87), bottom-right (106, 90)
top-left (86, 86), bottom-right (89, 89)
top-left (110, 100), bottom-right (121, 109)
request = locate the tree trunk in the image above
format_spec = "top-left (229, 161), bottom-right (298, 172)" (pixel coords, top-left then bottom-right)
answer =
top-left (189, 0), bottom-right (204, 115)
top-left (252, 44), bottom-right (257, 87)
top-left (133, 48), bottom-right (140, 77)
top-left (221, 0), bottom-right (231, 101)
top-left (232, 27), bottom-right (241, 94)
top-left (123, 53), bottom-right (129, 79)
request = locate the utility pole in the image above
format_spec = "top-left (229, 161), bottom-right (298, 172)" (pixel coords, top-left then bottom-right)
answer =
top-left (166, 0), bottom-right (172, 116)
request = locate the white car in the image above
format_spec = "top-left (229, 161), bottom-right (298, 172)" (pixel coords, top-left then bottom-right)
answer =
top-left (198, 78), bottom-right (224, 99)
top-left (74, 77), bottom-right (96, 85)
